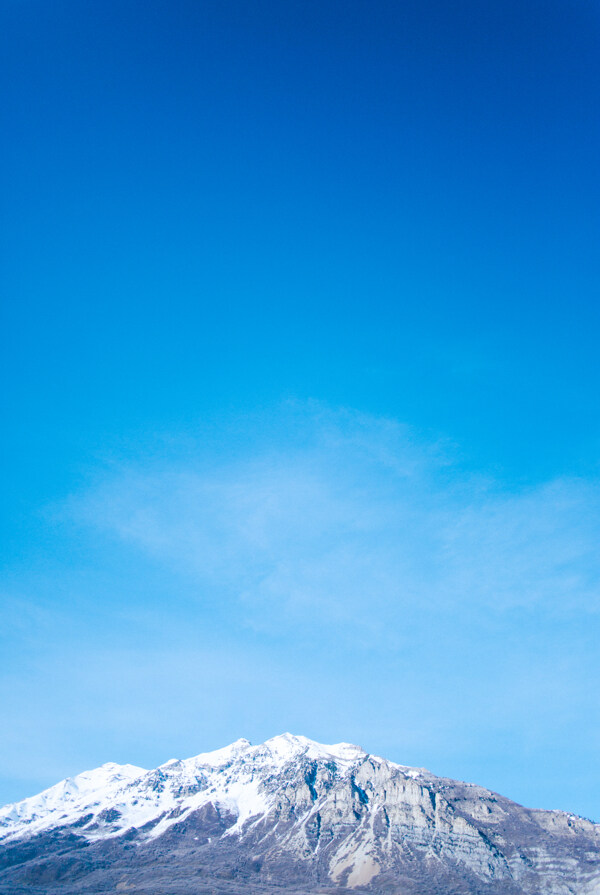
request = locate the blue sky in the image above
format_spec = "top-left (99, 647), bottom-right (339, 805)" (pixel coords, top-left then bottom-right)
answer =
top-left (1, 0), bottom-right (599, 819)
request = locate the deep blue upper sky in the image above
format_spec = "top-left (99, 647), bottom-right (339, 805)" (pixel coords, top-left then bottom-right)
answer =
top-left (1, 1), bottom-right (599, 818)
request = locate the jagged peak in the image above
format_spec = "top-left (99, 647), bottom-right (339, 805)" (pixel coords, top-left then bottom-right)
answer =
top-left (184, 734), bottom-right (365, 770)
top-left (261, 733), bottom-right (365, 763)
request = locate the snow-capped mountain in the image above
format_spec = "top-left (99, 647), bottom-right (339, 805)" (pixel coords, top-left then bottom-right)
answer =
top-left (0, 733), bottom-right (598, 894)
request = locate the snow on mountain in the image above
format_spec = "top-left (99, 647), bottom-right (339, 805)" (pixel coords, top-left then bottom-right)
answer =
top-left (0, 761), bottom-right (146, 831)
top-left (0, 734), bottom-right (374, 844)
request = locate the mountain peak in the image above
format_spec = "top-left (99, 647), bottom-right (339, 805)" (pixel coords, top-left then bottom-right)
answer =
top-left (1, 735), bottom-right (598, 895)
top-left (262, 732), bottom-right (365, 762)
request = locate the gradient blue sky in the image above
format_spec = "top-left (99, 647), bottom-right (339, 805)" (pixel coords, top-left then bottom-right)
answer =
top-left (1, 0), bottom-right (600, 819)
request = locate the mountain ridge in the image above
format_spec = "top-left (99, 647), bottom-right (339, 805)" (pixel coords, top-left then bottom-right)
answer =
top-left (1, 733), bottom-right (598, 895)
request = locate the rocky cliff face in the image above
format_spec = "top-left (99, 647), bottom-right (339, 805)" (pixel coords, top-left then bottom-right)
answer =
top-left (0, 733), bottom-right (598, 895)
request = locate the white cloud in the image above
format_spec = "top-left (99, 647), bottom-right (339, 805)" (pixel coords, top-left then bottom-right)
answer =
top-left (68, 404), bottom-right (600, 642)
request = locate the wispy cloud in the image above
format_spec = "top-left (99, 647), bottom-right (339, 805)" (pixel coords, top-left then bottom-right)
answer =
top-left (68, 404), bottom-right (600, 643)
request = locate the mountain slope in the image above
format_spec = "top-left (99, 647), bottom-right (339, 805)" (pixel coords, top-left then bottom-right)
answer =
top-left (0, 733), bottom-right (598, 895)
